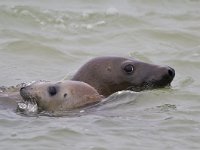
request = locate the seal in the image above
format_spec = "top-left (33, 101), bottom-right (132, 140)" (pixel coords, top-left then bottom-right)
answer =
top-left (19, 80), bottom-right (103, 112)
top-left (72, 56), bottom-right (175, 96)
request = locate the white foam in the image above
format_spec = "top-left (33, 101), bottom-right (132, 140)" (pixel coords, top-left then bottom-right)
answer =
top-left (17, 101), bottom-right (38, 113)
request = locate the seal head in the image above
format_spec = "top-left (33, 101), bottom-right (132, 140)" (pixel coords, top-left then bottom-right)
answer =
top-left (72, 56), bottom-right (175, 96)
top-left (20, 80), bottom-right (102, 112)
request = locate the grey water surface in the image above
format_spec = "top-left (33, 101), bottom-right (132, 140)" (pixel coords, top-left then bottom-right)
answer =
top-left (0, 0), bottom-right (200, 150)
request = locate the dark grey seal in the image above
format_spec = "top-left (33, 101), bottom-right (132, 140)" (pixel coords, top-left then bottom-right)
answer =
top-left (72, 56), bottom-right (175, 96)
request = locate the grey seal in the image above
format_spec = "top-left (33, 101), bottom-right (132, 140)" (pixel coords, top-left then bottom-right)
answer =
top-left (19, 80), bottom-right (103, 112)
top-left (72, 56), bottom-right (175, 96)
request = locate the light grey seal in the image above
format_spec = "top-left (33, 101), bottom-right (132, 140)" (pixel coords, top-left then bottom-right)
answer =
top-left (19, 80), bottom-right (103, 112)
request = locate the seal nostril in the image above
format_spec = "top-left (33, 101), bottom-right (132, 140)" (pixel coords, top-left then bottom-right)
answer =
top-left (20, 87), bottom-right (25, 92)
top-left (168, 67), bottom-right (175, 78)
top-left (168, 70), bottom-right (173, 76)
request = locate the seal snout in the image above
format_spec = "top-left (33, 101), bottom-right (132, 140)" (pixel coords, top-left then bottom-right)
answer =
top-left (20, 86), bottom-right (32, 100)
top-left (153, 66), bottom-right (175, 87)
top-left (20, 86), bottom-right (25, 92)
top-left (20, 86), bottom-right (26, 96)
top-left (20, 86), bottom-right (30, 94)
top-left (163, 66), bottom-right (175, 82)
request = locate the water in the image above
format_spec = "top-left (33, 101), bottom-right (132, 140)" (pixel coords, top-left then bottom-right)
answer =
top-left (0, 0), bottom-right (200, 149)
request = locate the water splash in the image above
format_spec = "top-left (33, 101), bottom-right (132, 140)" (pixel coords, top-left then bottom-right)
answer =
top-left (17, 101), bottom-right (38, 114)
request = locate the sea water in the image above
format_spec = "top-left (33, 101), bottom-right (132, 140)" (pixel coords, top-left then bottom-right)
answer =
top-left (0, 0), bottom-right (200, 149)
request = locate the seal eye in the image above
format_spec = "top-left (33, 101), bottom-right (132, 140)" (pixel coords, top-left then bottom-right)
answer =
top-left (124, 64), bottom-right (134, 74)
top-left (48, 86), bottom-right (57, 96)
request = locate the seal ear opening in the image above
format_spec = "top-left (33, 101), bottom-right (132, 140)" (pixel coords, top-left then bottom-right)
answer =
top-left (64, 93), bottom-right (67, 98)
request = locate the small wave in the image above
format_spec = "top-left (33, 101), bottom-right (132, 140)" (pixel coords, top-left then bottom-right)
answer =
top-left (0, 81), bottom-right (37, 93)
top-left (2, 40), bottom-right (73, 60)
top-left (85, 90), bottom-right (139, 112)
